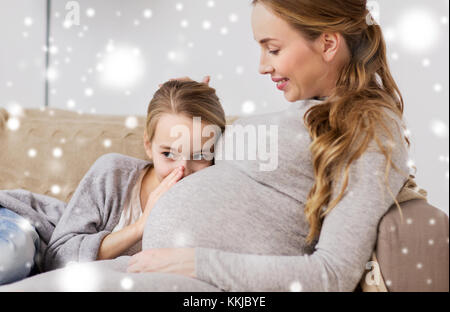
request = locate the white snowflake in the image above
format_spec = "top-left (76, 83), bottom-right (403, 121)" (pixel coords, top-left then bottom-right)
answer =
top-left (125, 116), bottom-right (138, 129)
top-left (242, 101), bottom-right (255, 115)
top-left (46, 67), bottom-right (59, 81)
top-left (53, 147), bottom-right (63, 158)
top-left (103, 139), bottom-right (112, 148)
top-left (143, 9), bottom-right (153, 19)
top-left (24, 17), bottom-right (33, 27)
top-left (422, 58), bottom-right (431, 67)
top-left (202, 20), bottom-right (212, 30)
top-left (175, 3), bottom-right (184, 11)
top-left (59, 262), bottom-right (99, 291)
top-left (84, 88), bottom-right (94, 97)
top-left (229, 13), bottom-right (239, 23)
top-left (180, 19), bottom-right (189, 28)
top-left (433, 83), bottom-right (443, 93)
top-left (289, 281), bottom-right (303, 292)
top-left (6, 117), bottom-right (20, 131)
top-left (51, 185), bottom-right (61, 195)
top-left (28, 149), bottom-right (37, 158)
top-left (67, 99), bottom-right (76, 109)
top-left (86, 8), bottom-right (96, 18)
top-left (121, 277), bottom-right (134, 290)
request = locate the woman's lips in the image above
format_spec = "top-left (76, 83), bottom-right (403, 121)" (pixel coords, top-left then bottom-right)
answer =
top-left (276, 79), bottom-right (289, 91)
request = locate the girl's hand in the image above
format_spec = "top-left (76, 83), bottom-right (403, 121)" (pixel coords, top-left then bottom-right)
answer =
top-left (158, 75), bottom-right (211, 88)
top-left (127, 248), bottom-right (196, 278)
top-left (135, 166), bottom-right (184, 235)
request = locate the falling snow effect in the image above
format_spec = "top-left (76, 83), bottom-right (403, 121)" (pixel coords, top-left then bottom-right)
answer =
top-left (0, 4), bottom-right (448, 293)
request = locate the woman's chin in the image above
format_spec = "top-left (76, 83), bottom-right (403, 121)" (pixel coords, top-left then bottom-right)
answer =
top-left (284, 90), bottom-right (299, 103)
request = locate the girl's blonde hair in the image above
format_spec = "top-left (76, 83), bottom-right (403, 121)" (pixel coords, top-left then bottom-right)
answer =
top-left (145, 80), bottom-right (226, 160)
top-left (252, 0), bottom-right (411, 245)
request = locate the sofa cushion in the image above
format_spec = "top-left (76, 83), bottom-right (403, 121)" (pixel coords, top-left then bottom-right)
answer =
top-left (376, 199), bottom-right (449, 292)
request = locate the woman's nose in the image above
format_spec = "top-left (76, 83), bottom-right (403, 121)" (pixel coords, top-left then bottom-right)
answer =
top-left (259, 62), bottom-right (274, 75)
top-left (259, 54), bottom-right (274, 75)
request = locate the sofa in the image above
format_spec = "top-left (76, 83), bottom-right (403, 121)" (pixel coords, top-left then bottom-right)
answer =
top-left (0, 106), bottom-right (448, 292)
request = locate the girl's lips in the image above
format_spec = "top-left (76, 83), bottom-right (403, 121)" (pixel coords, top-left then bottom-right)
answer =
top-left (276, 80), bottom-right (289, 91)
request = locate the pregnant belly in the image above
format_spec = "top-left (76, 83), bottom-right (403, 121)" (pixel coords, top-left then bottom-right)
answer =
top-left (142, 163), bottom-right (312, 256)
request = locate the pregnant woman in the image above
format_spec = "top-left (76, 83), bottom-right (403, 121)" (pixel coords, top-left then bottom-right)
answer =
top-left (0, 0), bottom-right (411, 292)
top-left (127, 0), bottom-right (410, 291)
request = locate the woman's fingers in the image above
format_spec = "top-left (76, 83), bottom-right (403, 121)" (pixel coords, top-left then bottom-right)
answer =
top-left (169, 76), bottom-right (191, 82)
top-left (202, 75), bottom-right (211, 85)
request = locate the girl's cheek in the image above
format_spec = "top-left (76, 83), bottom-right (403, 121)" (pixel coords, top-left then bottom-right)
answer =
top-left (159, 163), bottom-right (176, 181)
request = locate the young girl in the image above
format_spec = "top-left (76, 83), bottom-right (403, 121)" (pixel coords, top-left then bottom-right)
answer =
top-left (94, 79), bottom-right (226, 261)
top-left (0, 79), bottom-right (226, 281)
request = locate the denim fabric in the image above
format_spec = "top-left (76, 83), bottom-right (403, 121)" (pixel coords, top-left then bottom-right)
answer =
top-left (0, 207), bottom-right (39, 285)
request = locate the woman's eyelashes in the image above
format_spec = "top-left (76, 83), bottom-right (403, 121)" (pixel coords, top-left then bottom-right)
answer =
top-left (269, 50), bottom-right (279, 55)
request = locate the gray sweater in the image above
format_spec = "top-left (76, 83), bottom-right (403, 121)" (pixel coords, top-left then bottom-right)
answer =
top-left (0, 154), bottom-right (151, 271)
top-left (142, 98), bottom-right (410, 292)
top-left (0, 98), bottom-right (409, 291)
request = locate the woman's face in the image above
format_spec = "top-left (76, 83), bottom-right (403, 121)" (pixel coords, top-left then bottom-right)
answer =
top-left (251, 2), bottom-right (346, 102)
top-left (144, 113), bottom-right (216, 183)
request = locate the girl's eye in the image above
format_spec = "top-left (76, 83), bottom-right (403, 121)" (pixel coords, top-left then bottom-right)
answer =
top-left (269, 50), bottom-right (279, 55)
top-left (162, 152), bottom-right (175, 159)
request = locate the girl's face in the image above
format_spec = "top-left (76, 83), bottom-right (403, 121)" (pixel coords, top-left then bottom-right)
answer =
top-left (144, 113), bottom-right (217, 183)
top-left (251, 2), bottom-right (348, 102)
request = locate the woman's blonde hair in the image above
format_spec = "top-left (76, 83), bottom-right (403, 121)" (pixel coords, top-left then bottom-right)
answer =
top-left (252, 0), bottom-right (411, 245)
top-left (146, 80), bottom-right (226, 161)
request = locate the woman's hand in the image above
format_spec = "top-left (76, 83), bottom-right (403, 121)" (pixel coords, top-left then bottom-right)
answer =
top-left (127, 248), bottom-right (196, 278)
top-left (159, 75), bottom-right (211, 88)
top-left (135, 166), bottom-right (184, 236)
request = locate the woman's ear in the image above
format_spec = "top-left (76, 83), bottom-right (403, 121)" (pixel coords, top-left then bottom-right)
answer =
top-left (143, 131), bottom-right (153, 160)
top-left (319, 32), bottom-right (340, 63)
